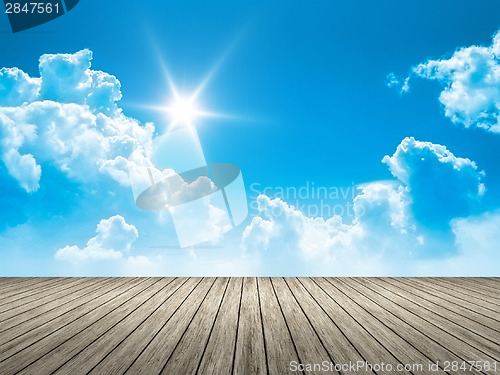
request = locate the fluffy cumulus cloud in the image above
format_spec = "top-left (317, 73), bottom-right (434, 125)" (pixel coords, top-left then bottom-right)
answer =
top-left (0, 49), bottom-right (154, 193)
top-left (242, 194), bottom-right (356, 261)
top-left (242, 183), bottom-right (415, 266)
top-left (407, 29), bottom-right (500, 132)
top-left (0, 49), bottom-right (237, 257)
top-left (242, 137), bottom-right (487, 271)
top-left (55, 215), bottom-right (138, 262)
top-left (382, 137), bottom-right (485, 226)
top-left (0, 68), bottom-right (40, 106)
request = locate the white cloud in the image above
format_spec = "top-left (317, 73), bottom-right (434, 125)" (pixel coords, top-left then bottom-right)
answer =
top-left (0, 50), bottom-right (155, 193)
top-left (383, 137), bottom-right (485, 226)
top-left (55, 215), bottom-right (138, 262)
top-left (386, 73), bottom-right (409, 93)
top-left (0, 49), bottom-right (236, 254)
top-left (1, 149), bottom-right (41, 193)
top-left (242, 182), bottom-right (415, 264)
top-left (0, 67), bottom-right (40, 106)
top-left (452, 210), bottom-right (500, 255)
top-left (386, 72), bottom-right (399, 87)
top-left (39, 49), bottom-right (122, 114)
top-left (241, 137), bottom-right (487, 271)
top-left (411, 28), bottom-right (500, 132)
top-left (165, 174), bottom-right (214, 206)
top-left (353, 182), bottom-right (410, 231)
top-left (409, 210), bottom-right (500, 277)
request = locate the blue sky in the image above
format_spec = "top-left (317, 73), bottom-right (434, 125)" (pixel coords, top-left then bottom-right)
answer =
top-left (1, 0), bottom-right (500, 276)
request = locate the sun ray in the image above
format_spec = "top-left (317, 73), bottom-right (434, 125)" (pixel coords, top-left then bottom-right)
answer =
top-left (138, 34), bottom-right (251, 130)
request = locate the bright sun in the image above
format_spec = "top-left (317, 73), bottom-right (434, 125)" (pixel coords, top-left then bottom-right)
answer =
top-left (167, 97), bottom-right (199, 127)
top-left (142, 55), bottom-right (229, 130)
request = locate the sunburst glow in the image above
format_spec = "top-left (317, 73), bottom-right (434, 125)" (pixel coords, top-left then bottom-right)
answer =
top-left (165, 97), bottom-right (201, 127)
top-left (134, 43), bottom-right (241, 131)
top-left (159, 81), bottom-right (224, 130)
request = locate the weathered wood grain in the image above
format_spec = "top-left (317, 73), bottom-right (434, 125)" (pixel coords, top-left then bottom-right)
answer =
top-left (380, 278), bottom-right (500, 340)
top-left (394, 278), bottom-right (500, 326)
top-left (285, 277), bottom-right (374, 375)
top-left (125, 278), bottom-right (215, 375)
top-left (258, 277), bottom-right (300, 375)
top-left (0, 278), bottom-right (161, 375)
top-left (408, 277), bottom-right (500, 315)
top-left (0, 278), bottom-right (68, 307)
top-left (0, 277), bottom-right (497, 375)
top-left (196, 277), bottom-right (242, 375)
top-left (339, 278), bottom-right (482, 375)
top-left (357, 278), bottom-right (499, 371)
top-left (429, 278), bottom-right (500, 306)
top-left (272, 277), bottom-right (336, 375)
top-left (88, 277), bottom-right (200, 375)
top-left (160, 278), bottom-right (230, 375)
top-left (319, 278), bottom-right (436, 375)
top-left (233, 277), bottom-right (267, 375)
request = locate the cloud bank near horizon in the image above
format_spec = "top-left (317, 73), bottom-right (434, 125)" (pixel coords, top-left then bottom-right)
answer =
top-left (55, 215), bottom-right (138, 262)
top-left (241, 136), bottom-right (496, 274)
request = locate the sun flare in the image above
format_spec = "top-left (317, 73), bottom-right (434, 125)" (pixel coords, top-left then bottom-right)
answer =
top-left (165, 97), bottom-right (200, 127)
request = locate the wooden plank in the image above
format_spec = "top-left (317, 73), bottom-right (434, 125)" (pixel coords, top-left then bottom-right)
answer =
top-left (0, 278), bottom-right (162, 375)
top-left (51, 278), bottom-right (188, 374)
top-left (1, 277), bottom-right (498, 375)
top-left (0, 278), bottom-right (57, 297)
top-left (160, 278), bottom-right (230, 374)
top-left (0, 277), bottom-right (87, 317)
top-left (0, 278), bottom-right (115, 337)
top-left (318, 278), bottom-right (439, 375)
top-left (0, 278), bottom-right (40, 292)
top-left (357, 278), bottom-right (499, 366)
top-left (196, 277), bottom-right (242, 375)
top-left (299, 278), bottom-right (405, 374)
top-left (285, 277), bottom-right (373, 375)
top-left (454, 278), bottom-right (500, 297)
top-left (429, 278), bottom-right (500, 306)
top-left (87, 278), bottom-right (201, 375)
top-left (335, 278), bottom-right (481, 375)
top-left (396, 278), bottom-right (500, 326)
top-left (410, 278), bottom-right (500, 316)
top-left (124, 278), bottom-right (216, 375)
top-left (468, 278), bottom-right (500, 288)
top-left (378, 278), bottom-right (500, 343)
top-left (0, 278), bottom-right (68, 306)
top-left (257, 277), bottom-right (300, 375)
top-left (271, 277), bottom-right (336, 375)
top-left (0, 278), bottom-right (70, 299)
top-left (0, 278), bottom-right (109, 326)
top-left (0, 278), bottom-right (143, 357)
top-left (233, 277), bottom-right (267, 375)
top-left (15, 278), bottom-right (176, 375)
top-left (385, 278), bottom-right (500, 336)
top-left (483, 277), bottom-right (500, 285)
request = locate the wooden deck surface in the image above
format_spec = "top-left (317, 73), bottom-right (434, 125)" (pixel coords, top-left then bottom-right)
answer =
top-left (0, 277), bottom-right (498, 375)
